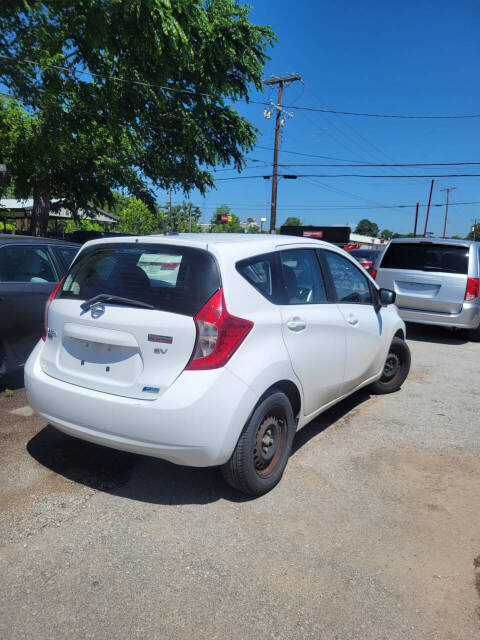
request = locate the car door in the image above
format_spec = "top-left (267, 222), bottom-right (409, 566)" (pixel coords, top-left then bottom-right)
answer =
top-left (321, 249), bottom-right (383, 394)
top-left (0, 243), bottom-right (61, 371)
top-left (278, 248), bottom-right (346, 416)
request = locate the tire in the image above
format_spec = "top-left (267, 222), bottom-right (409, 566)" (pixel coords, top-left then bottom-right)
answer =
top-left (221, 390), bottom-right (296, 496)
top-left (466, 324), bottom-right (480, 342)
top-left (370, 337), bottom-right (411, 395)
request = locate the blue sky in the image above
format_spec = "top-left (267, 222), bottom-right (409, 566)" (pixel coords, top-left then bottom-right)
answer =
top-left (164, 0), bottom-right (480, 237)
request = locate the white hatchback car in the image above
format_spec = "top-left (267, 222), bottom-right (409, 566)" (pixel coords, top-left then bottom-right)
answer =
top-left (25, 234), bottom-right (410, 495)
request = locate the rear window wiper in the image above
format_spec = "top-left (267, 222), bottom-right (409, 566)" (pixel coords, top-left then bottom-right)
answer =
top-left (80, 294), bottom-right (155, 311)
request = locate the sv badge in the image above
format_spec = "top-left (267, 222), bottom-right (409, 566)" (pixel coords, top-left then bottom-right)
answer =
top-left (154, 348), bottom-right (168, 355)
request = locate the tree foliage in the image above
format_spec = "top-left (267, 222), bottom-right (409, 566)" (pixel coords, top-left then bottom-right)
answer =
top-left (209, 205), bottom-right (243, 233)
top-left (355, 218), bottom-right (379, 237)
top-left (0, 1), bottom-right (275, 235)
top-left (380, 228), bottom-right (393, 240)
top-left (282, 217), bottom-right (302, 227)
top-left (466, 222), bottom-right (480, 241)
top-left (162, 201), bottom-right (202, 233)
top-left (117, 197), bottom-right (159, 235)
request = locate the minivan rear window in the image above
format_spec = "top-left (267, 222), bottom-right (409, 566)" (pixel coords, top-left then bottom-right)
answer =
top-left (380, 242), bottom-right (469, 274)
top-left (59, 243), bottom-right (221, 316)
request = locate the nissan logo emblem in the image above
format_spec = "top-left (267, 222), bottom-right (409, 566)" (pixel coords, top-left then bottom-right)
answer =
top-left (90, 302), bottom-right (106, 319)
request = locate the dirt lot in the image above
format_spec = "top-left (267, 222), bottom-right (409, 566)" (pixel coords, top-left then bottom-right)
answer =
top-left (1, 324), bottom-right (479, 640)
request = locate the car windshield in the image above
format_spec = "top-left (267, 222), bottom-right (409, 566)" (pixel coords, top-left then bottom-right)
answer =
top-left (380, 242), bottom-right (469, 274)
top-left (59, 243), bottom-right (221, 316)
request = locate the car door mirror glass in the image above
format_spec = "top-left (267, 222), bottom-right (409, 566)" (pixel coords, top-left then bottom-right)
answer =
top-left (379, 288), bottom-right (396, 306)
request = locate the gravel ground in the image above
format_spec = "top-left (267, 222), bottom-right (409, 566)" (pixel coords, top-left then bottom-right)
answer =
top-left (1, 324), bottom-right (479, 640)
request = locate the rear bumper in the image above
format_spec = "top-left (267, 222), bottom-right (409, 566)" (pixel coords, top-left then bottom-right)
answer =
top-left (25, 341), bottom-right (257, 467)
top-left (397, 302), bottom-right (480, 329)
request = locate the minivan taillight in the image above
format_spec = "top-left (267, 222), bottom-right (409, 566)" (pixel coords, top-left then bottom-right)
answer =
top-left (186, 288), bottom-right (253, 370)
top-left (370, 268), bottom-right (377, 280)
top-left (465, 277), bottom-right (480, 301)
top-left (42, 278), bottom-right (64, 341)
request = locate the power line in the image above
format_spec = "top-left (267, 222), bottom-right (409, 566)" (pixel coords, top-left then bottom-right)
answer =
top-left (256, 146), bottom-right (365, 162)
top-left (2, 54), bottom-right (480, 119)
top-left (267, 161), bottom-right (480, 168)
top-left (216, 173), bottom-right (480, 181)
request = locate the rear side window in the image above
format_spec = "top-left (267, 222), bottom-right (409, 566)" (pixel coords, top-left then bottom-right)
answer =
top-left (0, 245), bottom-right (58, 283)
top-left (381, 242), bottom-right (469, 274)
top-left (236, 252), bottom-right (281, 303)
top-left (51, 246), bottom-right (78, 272)
top-left (280, 249), bottom-right (327, 304)
top-left (59, 243), bottom-right (221, 316)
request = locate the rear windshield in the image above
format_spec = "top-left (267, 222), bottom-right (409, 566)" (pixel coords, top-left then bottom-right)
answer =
top-left (59, 243), bottom-right (221, 316)
top-left (380, 242), bottom-right (469, 274)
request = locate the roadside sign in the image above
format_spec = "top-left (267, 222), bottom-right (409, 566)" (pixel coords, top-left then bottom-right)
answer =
top-left (302, 230), bottom-right (323, 238)
top-left (280, 225), bottom-right (350, 244)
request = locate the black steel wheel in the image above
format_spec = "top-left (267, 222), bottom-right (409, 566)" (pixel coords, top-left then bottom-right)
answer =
top-left (370, 337), bottom-right (411, 395)
top-left (221, 390), bottom-right (296, 496)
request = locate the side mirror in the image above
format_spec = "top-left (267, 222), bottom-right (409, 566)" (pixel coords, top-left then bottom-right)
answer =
top-left (379, 288), bottom-right (396, 306)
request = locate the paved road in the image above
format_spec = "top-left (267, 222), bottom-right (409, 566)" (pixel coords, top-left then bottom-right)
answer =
top-left (1, 325), bottom-right (479, 639)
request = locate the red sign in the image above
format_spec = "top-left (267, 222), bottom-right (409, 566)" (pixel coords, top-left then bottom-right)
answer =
top-left (220, 214), bottom-right (228, 223)
top-left (302, 230), bottom-right (323, 238)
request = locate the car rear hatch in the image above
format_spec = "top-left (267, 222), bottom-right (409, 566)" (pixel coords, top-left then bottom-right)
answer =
top-left (377, 241), bottom-right (470, 314)
top-left (40, 242), bottom-right (221, 400)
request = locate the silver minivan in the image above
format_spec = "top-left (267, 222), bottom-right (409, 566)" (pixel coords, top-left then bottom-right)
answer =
top-left (373, 238), bottom-right (480, 340)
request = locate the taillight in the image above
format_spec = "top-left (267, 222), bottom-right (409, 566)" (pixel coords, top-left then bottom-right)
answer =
top-left (465, 277), bottom-right (480, 301)
top-left (42, 278), bottom-right (64, 341)
top-left (186, 288), bottom-right (253, 370)
top-left (370, 269), bottom-right (377, 280)
top-left (362, 260), bottom-right (373, 269)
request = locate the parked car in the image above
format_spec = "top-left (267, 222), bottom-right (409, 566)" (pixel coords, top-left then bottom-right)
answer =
top-left (25, 234), bottom-right (409, 495)
top-left (348, 248), bottom-right (382, 272)
top-left (0, 235), bottom-right (79, 378)
top-left (372, 238), bottom-right (480, 341)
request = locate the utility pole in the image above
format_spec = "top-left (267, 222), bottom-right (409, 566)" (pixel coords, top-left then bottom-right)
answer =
top-left (263, 74), bottom-right (301, 232)
top-left (423, 179), bottom-right (435, 237)
top-left (413, 202), bottom-right (419, 237)
top-left (169, 184), bottom-right (172, 232)
top-left (440, 187), bottom-right (456, 238)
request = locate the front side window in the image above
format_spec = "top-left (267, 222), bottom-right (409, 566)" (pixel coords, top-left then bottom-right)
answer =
top-left (324, 251), bottom-right (372, 304)
top-left (280, 249), bottom-right (327, 304)
top-left (59, 243), bottom-right (221, 316)
top-left (0, 245), bottom-right (58, 283)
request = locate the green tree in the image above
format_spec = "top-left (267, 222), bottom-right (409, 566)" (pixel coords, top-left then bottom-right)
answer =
top-left (355, 219), bottom-right (379, 237)
top-left (247, 224), bottom-right (260, 233)
top-left (0, 2), bottom-right (275, 236)
top-left (209, 205), bottom-right (243, 233)
top-left (380, 228), bottom-right (393, 240)
top-left (118, 197), bottom-right (159, 235)
top-left (466, 222), bottom-right (480, 240)
top-left (283, 217), bottom-right (302, 227)
top-left (163, 201), bottom-right (202, 233)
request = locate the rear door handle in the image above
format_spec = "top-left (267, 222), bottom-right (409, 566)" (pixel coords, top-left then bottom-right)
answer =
top-left (347, 314), bottom-right (359, 326)
top-left (286, 317), bottom-right (307, 332)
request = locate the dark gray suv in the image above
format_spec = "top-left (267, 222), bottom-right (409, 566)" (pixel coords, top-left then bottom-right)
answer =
top-left (0, 235), bottom-right (78, 378)
top-left (373, 238), bottom-right (480, 340)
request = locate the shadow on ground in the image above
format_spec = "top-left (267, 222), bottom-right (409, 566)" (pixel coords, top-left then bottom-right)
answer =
top-left (27, 388), bottom-right (371, 506)
top-left (0, 370), bottom-right (25, 392)
top-left (405, 322), bottom-right (468, 345)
